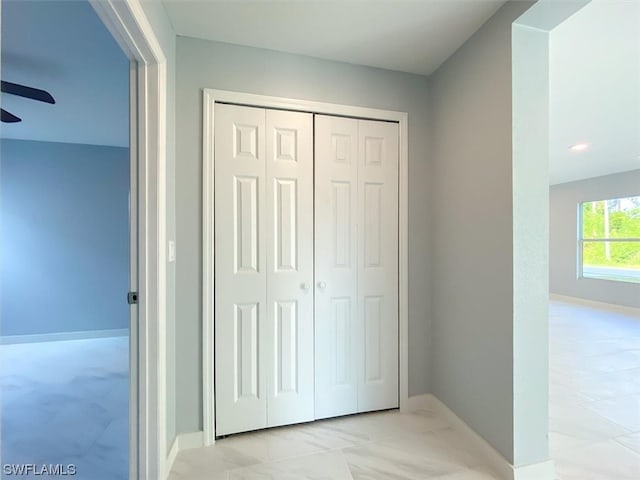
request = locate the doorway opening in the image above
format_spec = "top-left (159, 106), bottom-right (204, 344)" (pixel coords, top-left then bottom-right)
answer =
top-left (513, 0), bottom-right (640, 476)
top-left (546, 1), bottom-right (640, 477)
top-left (0, 1), bottom-right (130, 478)
top-left (1, 0), bottom-right (168, 478)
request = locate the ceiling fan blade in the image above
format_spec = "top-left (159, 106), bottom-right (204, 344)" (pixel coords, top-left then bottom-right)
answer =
top-left (1, 80), bottom-right (55, 104)
top-left (1, 108), bottom-right (22, 123)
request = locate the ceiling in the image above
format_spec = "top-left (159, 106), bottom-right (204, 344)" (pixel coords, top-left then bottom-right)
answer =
top-left (163, 0), bottom-right (506, 76)
top-left (1, 0), bottom-right (129, 147)
top-left (3, 0), bottom-right (636, 183)
top-left (549, 0), bottom-right (640, 185)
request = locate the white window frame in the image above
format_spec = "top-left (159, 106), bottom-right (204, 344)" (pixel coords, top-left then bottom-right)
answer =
top-left (577, 197), bottom-right (640, 283)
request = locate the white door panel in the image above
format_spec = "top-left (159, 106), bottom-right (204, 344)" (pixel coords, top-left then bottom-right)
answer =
top-left (215, 104), bottom-right (268, 435)
top-left (265, 109), bottom-right (314, 427)
top-left (314, 115), bottom-right (359, 419)
top-left (214, 106), bottom-right (399, 435)
top-left (357, 120), bottom-right (399, 412)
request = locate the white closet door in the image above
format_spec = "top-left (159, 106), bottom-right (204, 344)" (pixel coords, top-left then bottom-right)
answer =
top-left (265, 109), bottom-right (314, 427)
top-left (214, 104), bottom-right (268, 435)
top-left (314, 115), bottom-right (359, 419)
top-left (357, 120), bottom-right (399, 412)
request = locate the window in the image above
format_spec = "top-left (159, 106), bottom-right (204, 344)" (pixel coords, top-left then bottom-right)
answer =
top-left (579, 195), bottom-right (640, 283)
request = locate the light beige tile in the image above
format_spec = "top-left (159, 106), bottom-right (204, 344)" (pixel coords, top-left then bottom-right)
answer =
top-left (549, 300), bottom-right (640, 480)
top-left (549, 430), bottom-right (593, 456)
top-left (170, 443), bottom-right (261, 478)
top-left (210, 426), bottom-right (329, 464)
top-left (227, 450), bottom-right (353, 480)
top-left (554, 440), bottom-right (640, 480)
top-left (616, 433), bottom-right (640, 455)
top-left (431, 466), bottom-right (500, 479)
top-left (584, 394), bottom-right (640, 432)
top-left (343, 427), bottom-right (485, 480)
top-left (0, 337), bottom-right (129, 480)
top-left (549, 402), bottom-right (631, 445)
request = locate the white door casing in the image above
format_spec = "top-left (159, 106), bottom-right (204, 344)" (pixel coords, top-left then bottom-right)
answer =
top-left (89, 1), bottom-right (168, 477)
top-left (357, 120), bottom-right (399, 412)
top-left (265, 109), bottom-right (314, 427)
top-left (214, 104), bottom-right (268, 435)
top-left (314, 115), bottom-right (360, 419)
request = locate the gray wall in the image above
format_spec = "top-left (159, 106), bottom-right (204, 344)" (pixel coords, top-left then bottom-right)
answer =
top-left (139, 0), bottom-right (178, 451)
top-left (550, 169), bottom-right (640, 308)
top-left (428, 1), bottom-right (533, 464)
top-left (175, 36), bottom-right (432, 434)
top-left (0, 139), bottom-right (129, 336)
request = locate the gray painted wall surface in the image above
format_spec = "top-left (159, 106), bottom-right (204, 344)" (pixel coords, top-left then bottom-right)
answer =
top-left (428, 1), bottom-right (533, 463)
top-left (550, 169), bottom-right (640, 308)
top-left (0, 139), bottom-right (129, 336)
top-left (175, 36), bottom-right (432, 434)
top-left (139, 0), bottom-right (178, 450)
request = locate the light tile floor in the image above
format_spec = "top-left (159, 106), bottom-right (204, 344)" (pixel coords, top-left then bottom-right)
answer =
top-left (0, 336), bottom-right (129, 480)
top-left (549, 299), bottom-right (640, 480)
top-left (169, 409), bottom-right (501, 480)
top-left (1, 300), bottom-right (638, 480)
top-left (170, 300), bottom-right (640, 480)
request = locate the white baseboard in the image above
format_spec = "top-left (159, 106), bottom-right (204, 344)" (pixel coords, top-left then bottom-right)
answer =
top-left (512, 460), bottom-right (556, 480)
top-left (165, 431), bottom-right (205, 477)
top-left (550, 293), bottom-right (640, 317)
top-left (0, 328), bottom-right (129, 344)
top-left (427, 395), bottom-right (556, 480)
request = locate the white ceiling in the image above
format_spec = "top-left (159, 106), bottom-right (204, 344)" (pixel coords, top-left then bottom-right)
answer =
top-left (549, 0), bottom-right (640, 185)
top-left (1, 0), bottom-right (129, 147)
top-left (4, 1), bottom-right (635, 184)
top-left (163, 0), bottom-right (506, 76)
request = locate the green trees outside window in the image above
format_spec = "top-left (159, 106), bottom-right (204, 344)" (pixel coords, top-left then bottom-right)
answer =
top-left (580, 196), bottom-right (640, 283)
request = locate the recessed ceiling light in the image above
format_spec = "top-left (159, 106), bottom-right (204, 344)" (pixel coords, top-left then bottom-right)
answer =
top-left (569, 143), bottom-right (590, 152)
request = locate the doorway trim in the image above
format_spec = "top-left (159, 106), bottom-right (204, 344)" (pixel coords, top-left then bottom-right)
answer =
top-left (89, 1), bottom-right (167, 478)
top-left (202, 88), bottom-right (409, 446)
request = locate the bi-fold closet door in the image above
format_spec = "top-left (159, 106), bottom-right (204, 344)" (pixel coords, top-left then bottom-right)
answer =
top-left (214, 103), bottom-right (399, 437)
top-left (314, 115), bottom-right (399, 420)
top-left (214, 104), bottom-right (315, 435)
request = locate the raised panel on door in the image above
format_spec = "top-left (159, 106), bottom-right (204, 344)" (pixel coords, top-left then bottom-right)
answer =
top-left (214, 103), bottom-right (268, 435)
top-left (265, 109), bottom-right (315, 427)
top-left (314, 115), bottom-right (359, 419)
top-left (357, 119), bottom-right (399, 412)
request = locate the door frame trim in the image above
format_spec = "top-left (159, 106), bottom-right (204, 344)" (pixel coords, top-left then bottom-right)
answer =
top-left (89, 1), bottom-right (168, 478)
top-left (202, 89), bottom-right (409, 446)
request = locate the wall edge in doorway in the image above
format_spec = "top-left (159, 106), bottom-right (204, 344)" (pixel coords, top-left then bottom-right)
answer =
top-left (0, 328), bottom-right (129, 345)
top-left (427, 395), bottom-right (556, 480)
